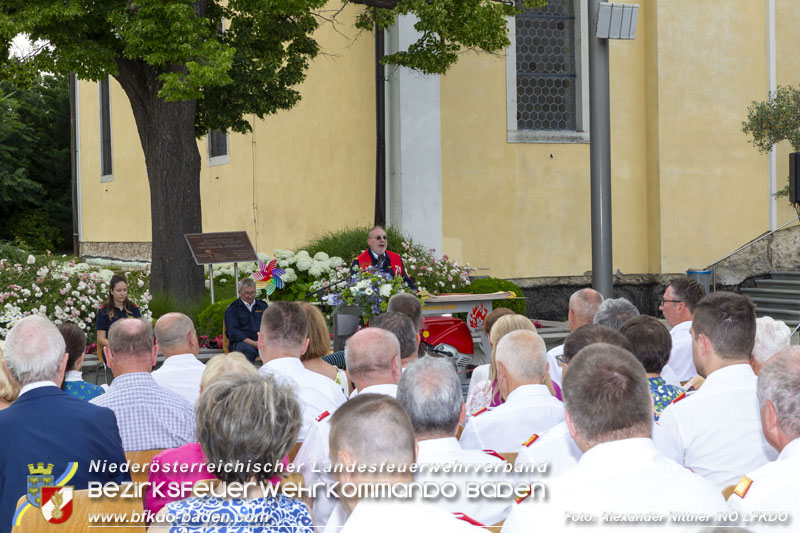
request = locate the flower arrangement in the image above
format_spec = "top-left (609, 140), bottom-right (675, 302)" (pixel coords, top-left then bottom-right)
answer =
top-left (399, 242), bottom-right (474, 295)
top-left (315, 266), bottom-right (416, 321)
top-left (197, 334), bottom-right (224, 349)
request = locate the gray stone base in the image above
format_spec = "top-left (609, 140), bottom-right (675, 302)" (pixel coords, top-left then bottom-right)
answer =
top-left (713, 224), bottom-right (800, 285)
top-left (80, 241), bottom-right (152, 262)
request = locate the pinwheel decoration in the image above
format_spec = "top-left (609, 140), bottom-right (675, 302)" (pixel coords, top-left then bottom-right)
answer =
top-left (251, 259), bottom-right (285, 295)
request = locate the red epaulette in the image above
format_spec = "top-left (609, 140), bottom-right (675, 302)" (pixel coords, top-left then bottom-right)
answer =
top-left (472, 406), bottom-right (488, 417)
top-left (482, 449), bottom-right (506, 461)
top-left (315, 411), bottom-right (330, 422)
top-left (733, 476), bottom-right (753, 499)
top-left (453, 513), bottom-right (485, 527)
top-left (515, 484), bottom-right (533, 504)
top-left (522, 433), bottom-right (540, 447)
top-left (670, 392), bottom-right (687, 404)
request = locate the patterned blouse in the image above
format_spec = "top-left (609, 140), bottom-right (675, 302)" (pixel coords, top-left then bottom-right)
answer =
top-left (165, 494), bottom-right (314, 532)
top-left (63, 370), bottom-right (105, 401)
top-left (649, 377), bottom-right (685, 421)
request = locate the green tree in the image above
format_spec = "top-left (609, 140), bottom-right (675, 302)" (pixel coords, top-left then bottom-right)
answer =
top-left (1, 0), bottom-right (541, 301)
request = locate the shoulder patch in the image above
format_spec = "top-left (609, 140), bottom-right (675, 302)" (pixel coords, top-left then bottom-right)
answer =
top-left (733, 476), bottom-right (753, 499)
top-left (315, 411), bottom-right (330, 422)
top-left (515, 484), bottom-right (533, 504)
top-left (453, 513), bottom-right (485, 527)
top-left (482, 449), bottom-right (506, 461)
top-left (670, 392), bottom-right (687, 404)
top-left (472, 406), bottom-right (488, 417)
top-left (523, 434), bottom-right (540, 447)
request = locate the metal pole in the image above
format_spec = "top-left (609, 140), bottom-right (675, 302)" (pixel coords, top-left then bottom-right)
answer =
top-left (208, 264), bottom-right (215, 304)
top-left (588, 0), bottom-right (614, 298)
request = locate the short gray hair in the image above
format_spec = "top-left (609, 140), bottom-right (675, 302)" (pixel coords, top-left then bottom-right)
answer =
top-left (757, 346), bottom-right (800, 441)
top-left (752, 316), bottom-right (791, 365)
top-left (495, 329), bottom-right (547, 381)
top-left (593, 298), bottom-right (640, 330)
top-left (387, 293), bottom-right (423, 333)
top-left (4, 316), bottom-right (65, 385)
top-left (344, 328), bottom-right (401, 382)
top-left (238, 277), bottom-right (256, 292)
top-left (154, 313), bottom-right (196, 351)
top-left (108, 318), bottom-right (154, 358)
top-left (397, 357), bottom-right (462, 437)
top-left (196, 373), bottom-right (301, 483)
top-left (370, 312), bottom-right (417, 360)
top-left (569, 288), bottom-right (605, 326)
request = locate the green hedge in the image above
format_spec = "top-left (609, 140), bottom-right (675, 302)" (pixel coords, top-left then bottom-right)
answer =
top-left (197, 297), bottom-right (236, 338)
top-left (466, 277), bottom-right (526, 315)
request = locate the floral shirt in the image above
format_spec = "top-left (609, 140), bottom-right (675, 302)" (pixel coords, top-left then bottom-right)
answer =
top-left (166, 494), bottom-right (313, 532)
top-left (649, 377), bottom-right (685, 421)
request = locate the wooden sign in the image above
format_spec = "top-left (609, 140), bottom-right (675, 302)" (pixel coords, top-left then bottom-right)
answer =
top-left (184, 231), bottom-right (258, 265)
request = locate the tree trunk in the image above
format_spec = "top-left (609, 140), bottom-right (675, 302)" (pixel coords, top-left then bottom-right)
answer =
top-left (115, 59), bottom-right (205, 304)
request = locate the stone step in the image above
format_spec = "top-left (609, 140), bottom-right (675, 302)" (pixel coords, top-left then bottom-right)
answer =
top-left (753, 306), bottom-right (800, 319)
top-left (769, 271), bottom-right (800, 280)
top-left (754, 279), bottom-right (800, 290)
top-left (747, 296), bottom-right (800, 310)
top-left (741, 287), bottom-right (800, 299)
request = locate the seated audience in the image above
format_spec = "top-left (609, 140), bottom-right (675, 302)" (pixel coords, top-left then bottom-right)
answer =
top-left (399, 357), bottom-right (513, 525)
top-left (659, 277), bottom-right (706, 381)
top-left (148, 374), bottom-right (313, 532)
top-left (0, 316), bottom-right (128, 532)
top-left (327, 394), bottom-right (475, 532)
top-left (257, 302), bottom-right (346, 442)
top-left (299, 302), bottom-right (348, 395)
top-left (460, 329), bottom-right (564, 451)
top-left (0, 347), bottom-right (20, 409)
top-left (369, 312), bottom-right (420, 370)
top-left (295, 327), bottom-right (402, 528)
top-left (465, 314), bottom-right (538, 416)
top-left (653, 292), bottom-right (778, 488)
top-left (546, 288), bottom-right (604, 386)
top-left (465, 308), bottom-right (515, 403)
top-left (91, 318), bottom-right (196, 451)
top-left (619, 315), bottom-right (684, 420)
top-left (751, 316), bottom-right (791, 375)
top-left (502, 344), bottom-right (727, 532)
top-left (57, 323), bottom-right (105, 401)
top-left (152, 313), bottom-right (206, 405)
top-left (729, 346), bottom-right (800, 513)
top-left (145, 351), bottom-right (275, 514)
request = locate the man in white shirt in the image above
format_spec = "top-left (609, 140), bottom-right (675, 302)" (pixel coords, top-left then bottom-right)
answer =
top-left (729, 346), bottom-right (800, 515)
top-left (503, 344), bottom-right (727, 533)
top-left (294, 327), bottom-right (402, 527)
top-left (257, 302), bottom-right (346, 441)
top-left (659, 277), bottom-right (705, 382)
top-left (460, 330), bottom-right (563, 451)
top-left (750, 316), bottom-right (791, 375)
top-left (653, 292), bottom-right (778, 489)
top-left (152, 312), bottom-right (205, 405)
top-left (398, 357), bottom-right (513, 526)
top-left (328, 394), bottom-right (476, 533)
top-left (546, 288), bottom-right (604, 386)
top-left (370, 312), bottom-right (420, 369)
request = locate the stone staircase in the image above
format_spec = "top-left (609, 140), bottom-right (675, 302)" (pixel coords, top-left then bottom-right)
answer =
top-left (740, 272), bottom-right (800, 329)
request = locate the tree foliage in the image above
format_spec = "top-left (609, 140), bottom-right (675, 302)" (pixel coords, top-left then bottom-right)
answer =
top-left (742, 85), bottom-right (800, 154)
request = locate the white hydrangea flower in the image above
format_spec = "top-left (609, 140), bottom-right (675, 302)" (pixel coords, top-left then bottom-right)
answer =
top-left (308, 262), bottom-right (324, 277)
top-left (296, 250), bottom-right (311, 259)
top-left (257, 252), bottom-right (272, 263)
top-left (99, 269), bottom-right (115, 283)
top-left (313, 252), bottom-right (329, 262)
top-left (329, 256), bottom-right (344, 269)
top-left (281, 268), bottom-right (298, 283)
top-left (379, 284), bottom-right (393, 297)
top-left (296, 257), bottom-right (312, 272)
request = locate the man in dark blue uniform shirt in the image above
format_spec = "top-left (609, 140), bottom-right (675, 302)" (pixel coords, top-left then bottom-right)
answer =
top-left (224, 278), bottom-right (268, 362)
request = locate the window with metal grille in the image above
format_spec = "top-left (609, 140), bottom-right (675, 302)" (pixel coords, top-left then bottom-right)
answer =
top-left (99, 77), bottom-right (113, 179)
top-left (516, 0), bottom-right (577, 131)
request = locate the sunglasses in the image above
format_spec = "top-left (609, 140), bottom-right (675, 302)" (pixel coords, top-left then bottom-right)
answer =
top-left (372, 235), bottom-right (388, 241)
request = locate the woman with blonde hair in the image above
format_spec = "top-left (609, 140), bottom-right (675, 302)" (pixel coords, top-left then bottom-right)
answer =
top-left (299, 302), bottom-right (348, 395)
top-left (0, 346), bottom-right (20, 410)
top-left (465, 314), bottom-right (540, 416)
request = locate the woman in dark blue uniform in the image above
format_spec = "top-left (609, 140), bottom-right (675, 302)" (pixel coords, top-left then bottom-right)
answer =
top-left (95, 274), bottom-right (141, 356)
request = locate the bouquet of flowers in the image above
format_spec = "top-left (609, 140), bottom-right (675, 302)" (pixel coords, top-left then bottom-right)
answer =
top-left (399, 242), bottom-right (474, 295)
top-left (317, 266), bottom-right (416, 321)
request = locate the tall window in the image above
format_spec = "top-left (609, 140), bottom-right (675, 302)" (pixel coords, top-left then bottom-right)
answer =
top-left (208, 130), bottom-right (229, 166)
top-left (99, 77), bottom-right (113, 180)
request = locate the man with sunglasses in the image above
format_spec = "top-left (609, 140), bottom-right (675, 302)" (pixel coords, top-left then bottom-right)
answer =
top-left (659, 278), bottom-right (705, 382)
top-left (351, 226), bottom-right (417, 290)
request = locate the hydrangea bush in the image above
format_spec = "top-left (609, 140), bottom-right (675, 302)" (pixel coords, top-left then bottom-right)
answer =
top-left (0, 253), bottom-right (152, 341)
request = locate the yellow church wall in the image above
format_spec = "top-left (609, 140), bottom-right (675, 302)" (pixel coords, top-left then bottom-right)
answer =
top-left (775, 0), bottom-right (800, 226)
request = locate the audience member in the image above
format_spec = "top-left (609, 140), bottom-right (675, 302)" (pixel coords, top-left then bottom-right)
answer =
top-left (729, 346), bottom-right (800, 513)
top-left (295, 328), bottom-right (402, 528)
top-left (593, 297), bottom-right (639, 329)
top-left (299, 302), bottom-right (348, 395)
top-left (0, 347), bottom-right (19, 409)
top-left (460, 329), bottom-right (564, 451)
top-left (152, 313), bottom-right (206, 405)
top-left (257, 302), bottom-right (346, 441)
top-left (327, 394), bottom-right (474, 532)
top-left (145, 352), bottom-right (265, 514)
top-left (91, 318), bottom-right (196, 451)
top-left (399, 357), bottom-right (513, 525)
top-left (224, 278), bottom-right (267, 362)
top-left (148, 374), bottom-right (313, 532)
top-left (546, 288), bottom-right (604, 385)
top-left (751, 316), bottom-right (791, 375)
top-left (387, 292), bottom-right (424, 334)
top-left (653, 292), bottom-right (778, 488)
top-left (502, 344), bottom-right (727, 532)
top-left (619, 315), bottom-right (684, 420)
top-left (0, 316), bottom-right (128, 533)
top-left (659, 278), bottom-right (706, 381)
top-left (369, 312), bottom-right (419, 369)
top-left (465, 314), bottom-right (538, 416)
top-left (96, 274), bottom-right (141, 356)
top-left (57, 323), bottom-right (105, 401)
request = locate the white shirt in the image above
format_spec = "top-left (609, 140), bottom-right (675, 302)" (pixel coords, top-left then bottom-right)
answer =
top-left (258, 356), bottom-right (346, 442)
top-left (341, 500), bottom-right (479, 533)
top-left (502, 438), bottom-right (728, 533)
top-left (293, 383), bottom-right (398, 528)
top-left (19, 381), bottom-right (59, 396)
top-left (545, 344), bottom-right (564, 385)
top-left (416, 437), bottom-right (513, 525)
top-left (459, 384), bottom-right (564, 452)
top-left (151, 353), bottom-right (206, 406)
top-left (653, 364), bottom-right (778, 488)
top-left (667, 320), bottom-right (696, 381)
top-left (728, 438), bottom-right (800, 515)
top-left (513, 420), bottom-right (581, 480)
top-left (660, 364), bottom-right (682, 387)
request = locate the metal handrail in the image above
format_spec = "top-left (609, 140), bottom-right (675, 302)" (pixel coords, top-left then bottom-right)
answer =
top-left (708, 215), bottom-right (800, 291)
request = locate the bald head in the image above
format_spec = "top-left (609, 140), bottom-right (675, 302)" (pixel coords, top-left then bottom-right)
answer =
top-left (4, 315), bottom-right (66, 385)
top-left (344, 327), bottom-right (402, 388)
top-left (154, 313), bottom-right (198, 357)
top-left (107, 318), bottom-right (156, 374)
top-left (495, 329), bottom-right (547, 382)
top-left (569, 288), bottom-right (604, 329)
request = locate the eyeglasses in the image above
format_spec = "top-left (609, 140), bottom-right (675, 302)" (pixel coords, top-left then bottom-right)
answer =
top-left (659, 299), bottom-right (682, 306)
top-left (372, 235), bottom-right (388, 241)
top-left (556, 354), bottom-right (569, 365)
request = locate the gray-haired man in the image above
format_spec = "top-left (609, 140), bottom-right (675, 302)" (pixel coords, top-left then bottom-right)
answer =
top-left (223, 277), bottom-right (267, 362)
